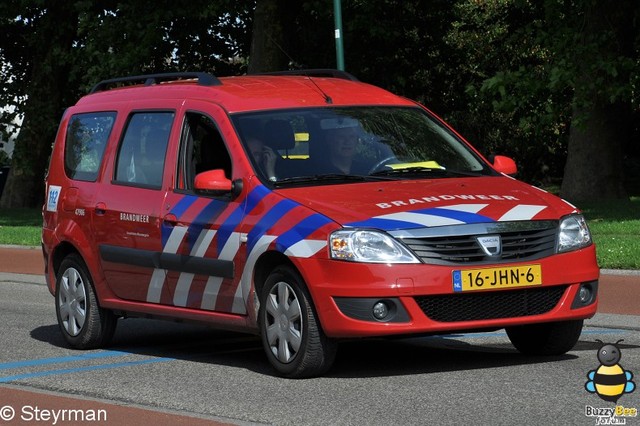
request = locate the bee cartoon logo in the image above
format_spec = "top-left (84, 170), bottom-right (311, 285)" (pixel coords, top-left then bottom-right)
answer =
top-left (585, 340), bottom-right (636, 402)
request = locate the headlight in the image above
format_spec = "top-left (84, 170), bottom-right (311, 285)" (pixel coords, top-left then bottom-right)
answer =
top-left (557, 214), bottom-right (592, 253)
top-left (330, 229), bottom-right (420, 263)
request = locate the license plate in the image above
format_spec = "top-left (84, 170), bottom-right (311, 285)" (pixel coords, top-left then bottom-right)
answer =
top-left (452, 264), bottom-right (542, 292)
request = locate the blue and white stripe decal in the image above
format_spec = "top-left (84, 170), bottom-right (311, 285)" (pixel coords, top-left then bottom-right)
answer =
top-left (498, 204), bottom-right (547, 221)
top-left (275, 214), bottom-right (333, 254)
top-left (237, 234), bottom-right (278, 314)
top-left (346, 203), bottom-right (547, 231)
top-left (174, 229), bottom-right (216, 306)
top-left (201, 230), bottom-right (243, 311)
top-left (148, 225), bottom-right (188, 303)
top-left (185, 200), bottom-right (226, 251)
top-left (147, 185), bottom-right (337, 312)
top-left (284, 239), bottom-right (328, 258)
top-left (246, 199), bottom-right (299, 253)
top-left (346, 204), bottom-right (492, 230)
top-left (199, 186), bottom-right (271, 311)
top-left (216, 185), bottom-right (270, 255)
top-left (162, 195), bottom-right (197, 247)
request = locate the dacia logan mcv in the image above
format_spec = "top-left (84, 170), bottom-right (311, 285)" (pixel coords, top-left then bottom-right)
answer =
top-left (43, 70), bottom-right (598, 378)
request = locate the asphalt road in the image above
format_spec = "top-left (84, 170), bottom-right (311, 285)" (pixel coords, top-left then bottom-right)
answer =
top-left (0, 247), bottom-right (638, 425)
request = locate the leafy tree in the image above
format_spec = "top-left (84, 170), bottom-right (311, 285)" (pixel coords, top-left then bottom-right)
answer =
top-left (288, 0), bottom-right (640, 200)
top-left (248, 0), bottom-right (300, 72)
top-left (442, 0), bottom-right (572, 186)
top-left (254, 1), bottom-right (566, 183)
top-left (0, 1), bottom-right (252, 208)
top-left (2, 0), bottom-right (638, 208)
top-left (454, 0), bottom-right (640, 201)
top-left (559, 1), bottom-right (638, 201)
top-left (0, 1), bottom-right (81, 209)
top-left (0, 150), bottom-right (10, 167)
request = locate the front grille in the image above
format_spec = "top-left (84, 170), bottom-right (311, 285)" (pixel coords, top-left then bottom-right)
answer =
top-left (400, 223), bottom-right (557, 265)
top-left (414, 285), bottom-right (567, 323)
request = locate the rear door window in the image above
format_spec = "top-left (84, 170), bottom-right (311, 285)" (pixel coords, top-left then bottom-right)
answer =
top-left (114, 112), bottom-right (174, 188)
top-left (64, 112), bottom-right (116, 181)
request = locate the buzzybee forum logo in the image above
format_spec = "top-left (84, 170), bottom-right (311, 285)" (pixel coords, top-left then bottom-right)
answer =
top-left (584, 340), bottom-right (637, 425)
top-left (585, 340), bottom-right (636, 402)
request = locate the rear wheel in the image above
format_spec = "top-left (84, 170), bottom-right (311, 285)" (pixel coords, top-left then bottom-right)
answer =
top-left (506, 319), bottom-right (583, 355)
top-left (259, 266), bottom-right (337, 378)
top-left (55, 254), bottom-right (117, 349)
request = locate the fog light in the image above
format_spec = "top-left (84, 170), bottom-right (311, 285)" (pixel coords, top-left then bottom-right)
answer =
top-left (578, 285), bottom-right (592, 303)
top-left (570, 280), bottom-right (598, 309)
top-left (372, 301), bottom-right (389, 320)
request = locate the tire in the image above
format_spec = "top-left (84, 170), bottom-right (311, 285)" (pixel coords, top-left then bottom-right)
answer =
top-left (506, 319), bottom-right (583, 356)
top-left (259, 266), bottom-right (337, 378)
top-left (55, 254), bottom-right (117, 349)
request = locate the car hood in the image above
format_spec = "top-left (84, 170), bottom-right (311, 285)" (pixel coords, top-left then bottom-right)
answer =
top-left (276, 177), bottom-right (577, 230)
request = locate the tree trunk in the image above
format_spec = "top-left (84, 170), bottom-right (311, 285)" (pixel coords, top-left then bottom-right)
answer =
top-left (559, 1), bottom-right (635, 203)
top-left (0, 3), bottom-right (78, 209)
top-left (560, 103), bottom-right (627, 202)
top-left (248, 0), bottom-right (294, 73)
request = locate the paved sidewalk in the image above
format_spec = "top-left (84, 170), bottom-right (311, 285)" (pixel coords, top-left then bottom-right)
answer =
top-left (0, 244), bottom-right (637, 426)
top-left (0, 244), bottom-right (242, 425)
top-left (0, 244), bottom-right (43, 275)
top-left (1, 244), bottom-right (638, 315)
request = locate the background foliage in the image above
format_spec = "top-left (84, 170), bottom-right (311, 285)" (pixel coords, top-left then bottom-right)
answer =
top-left (1, 0), bottom-right (639, 208)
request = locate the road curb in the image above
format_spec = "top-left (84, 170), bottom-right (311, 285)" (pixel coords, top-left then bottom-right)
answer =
top-left (600, 268), bottom-right (640, 276)
top-left (0, 245), bottom-right (639, 280)
top-left (0, 244), bottom-right (41, 250)
top-left (0, 272), bottom-right (46, 285)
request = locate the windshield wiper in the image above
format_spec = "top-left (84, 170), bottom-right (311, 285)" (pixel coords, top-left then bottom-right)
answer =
top-left (371, 167), bottom-right (483, 178)
top-left (275, 173), bottom-right (393, 186)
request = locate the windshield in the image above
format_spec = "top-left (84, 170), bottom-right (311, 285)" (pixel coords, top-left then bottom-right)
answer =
top-left (232, 106), bottom-right (492, 185)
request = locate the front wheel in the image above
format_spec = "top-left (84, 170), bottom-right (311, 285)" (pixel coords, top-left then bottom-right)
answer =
top-left (259, 266), bottom-right (337, 378)
top-left (506, 319), bottom-right (583, 355)
top-left (55, 254), bottom-right (117, 349)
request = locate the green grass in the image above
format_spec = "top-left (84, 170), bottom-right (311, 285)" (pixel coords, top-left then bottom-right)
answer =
top-left (0, 208), bottom-right (42, 246)
top-left (1, 199), bottom-right (639, 269)
top-left (578, 197), bottom-right (640, 270)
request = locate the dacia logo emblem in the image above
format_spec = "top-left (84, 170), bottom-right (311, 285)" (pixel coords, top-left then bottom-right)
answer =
top-left (477, 235), bottom-right (502, 257)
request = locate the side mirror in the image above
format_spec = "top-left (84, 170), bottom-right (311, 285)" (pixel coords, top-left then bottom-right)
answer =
top-left (492, 155), bottom-right (517, 176)
top-left (194, 169), bottom-right (233, 192)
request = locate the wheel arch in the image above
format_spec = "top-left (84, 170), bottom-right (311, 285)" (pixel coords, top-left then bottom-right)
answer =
top-left (55, 251), bottom-right (117, 349)
top-left (52, 241), bottom-right (82, 279)
top-left (252, 251), bottom-right (297, 300)
top-left (49, 219), bottom-right (104, 291)
top-left (254, 251), bottom-right (338, 378)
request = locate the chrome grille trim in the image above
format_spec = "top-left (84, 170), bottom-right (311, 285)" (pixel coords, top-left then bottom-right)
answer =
top-left (391, 221), bottom-right (558, 265)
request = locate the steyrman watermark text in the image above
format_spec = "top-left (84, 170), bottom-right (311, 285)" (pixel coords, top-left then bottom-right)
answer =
top-left (1, 404), bottom-right (107, 424)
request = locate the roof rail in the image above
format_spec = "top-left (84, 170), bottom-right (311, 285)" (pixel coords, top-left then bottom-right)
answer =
top-left (255, 69), bottom-right (359, 81)
top-left (89, 72), bottom-right (221, 94)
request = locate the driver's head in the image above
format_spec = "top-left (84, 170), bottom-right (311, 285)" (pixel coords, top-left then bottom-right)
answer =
top-left (247, 137), bottom-right (266, 164)
top-left (326, 126), bottom-right (358, 159)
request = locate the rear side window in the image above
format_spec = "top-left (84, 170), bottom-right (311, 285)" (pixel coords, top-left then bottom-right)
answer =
top-left (114, 112), bottom-right (174, 188)
top-left (64, 112), bottom-right (116, 181)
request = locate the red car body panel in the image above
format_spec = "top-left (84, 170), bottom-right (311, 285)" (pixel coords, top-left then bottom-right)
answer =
top-left (42, 74), bottom-right (598, 341)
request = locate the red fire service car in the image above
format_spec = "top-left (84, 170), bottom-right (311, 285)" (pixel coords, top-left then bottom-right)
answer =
top-left (42, 70), bottom-right (598, 378)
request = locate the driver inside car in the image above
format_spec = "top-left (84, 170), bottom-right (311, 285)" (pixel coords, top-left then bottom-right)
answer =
top-left (321, 118), bottom-right (369, 175)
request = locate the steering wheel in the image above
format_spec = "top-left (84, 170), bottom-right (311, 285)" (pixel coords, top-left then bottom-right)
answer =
top-left (368, 156), bottom-right (397, 174)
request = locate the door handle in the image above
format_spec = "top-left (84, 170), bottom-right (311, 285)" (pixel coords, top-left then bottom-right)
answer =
top-left (95, 202), bottom-right (107, 215)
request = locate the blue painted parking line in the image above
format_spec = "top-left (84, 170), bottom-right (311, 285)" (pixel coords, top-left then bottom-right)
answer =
top-left (0, 350), bottom-right (127, 370)
top-left (581, 328), bottom-right (632, 335)
top-left (0, 357), bottom-right (174, 383)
